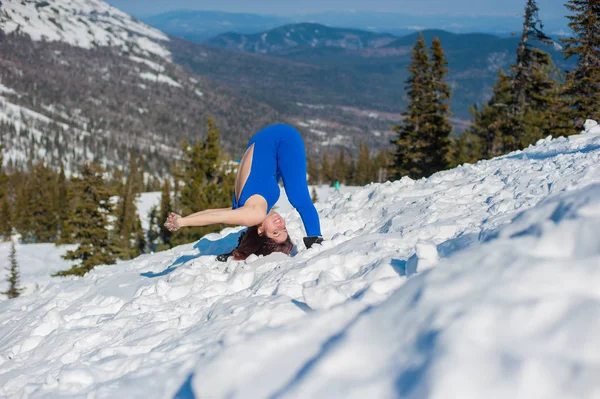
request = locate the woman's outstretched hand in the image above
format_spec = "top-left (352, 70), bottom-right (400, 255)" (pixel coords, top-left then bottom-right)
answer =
top-left (164, 212), bottom-right (183, 232)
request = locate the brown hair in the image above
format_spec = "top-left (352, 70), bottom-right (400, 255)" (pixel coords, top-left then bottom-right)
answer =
top-left (232, 226), bottom-right (293, 260)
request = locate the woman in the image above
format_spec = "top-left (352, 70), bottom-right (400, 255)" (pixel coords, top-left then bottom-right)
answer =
top-left (164, 124), bottom-right (323, 260)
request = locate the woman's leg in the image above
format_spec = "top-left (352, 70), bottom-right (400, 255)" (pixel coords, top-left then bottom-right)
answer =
top-left (276, 126), bottom-right (322, 237)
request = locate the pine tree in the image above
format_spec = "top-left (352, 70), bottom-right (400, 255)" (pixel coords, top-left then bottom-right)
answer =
top-left (332, 149), bottom-right (350, 184)
top-left (27, 162), bottom-right (58, 242)
top-left (113, 152), bottom-right (144, 259)
top-left (0, 145), bottom-right (6, 199)
top-left (0, 197), bottom-right (11, 240)
top-left (0, 147), bottom-right (12, 240)
top-left (173, 117), bottom-right (235, 245)
top-left (137, 153), bottom-right (146, 194)
top-left (455, 70), bottom-right (512, 164)
top-left (373, 149), bottom-right (391, 183)
top-left (55, 163), bottom-right (117, 277)
top-left (355, 142), bottom-right (374, 186)
top-left (2, 242), bottom-right (22, 299)
top-left (320, 152), bottom-right (333, 185)
top-left (561, 0), bottom-right (600, 124)
top-left (56, 164), bottom-right (73, 243)
top-left (311, 187), bottom-right (319, 203)
top-left (391, 33), bottom-right (435, 179)
top-left (13, 171), bottom-right (32, 239)
top-left (307, 156), bottom-right (320, 185)
top-left (503, 0), bottom-right (557, 151)
top-left (429, 37), bottom-right (454, 173)
top-left (158, 179), bottom-right (173, 248)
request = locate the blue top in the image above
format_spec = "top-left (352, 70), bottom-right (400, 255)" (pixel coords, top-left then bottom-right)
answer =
top-left (232, 125), bottom-right (284, 213)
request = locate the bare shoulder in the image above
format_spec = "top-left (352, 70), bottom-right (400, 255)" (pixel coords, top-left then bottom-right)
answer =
top-left (244, 195), bottom-right (269, 213)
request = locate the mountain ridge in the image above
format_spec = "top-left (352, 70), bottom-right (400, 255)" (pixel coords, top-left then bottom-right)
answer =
top-left (208, 23), bottom-right (397, 53)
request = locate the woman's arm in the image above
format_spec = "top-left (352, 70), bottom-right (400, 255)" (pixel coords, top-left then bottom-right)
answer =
top-left (185, 207), bottom-right (232, 219)
top-left (166, 204), bottom-right (266, 231)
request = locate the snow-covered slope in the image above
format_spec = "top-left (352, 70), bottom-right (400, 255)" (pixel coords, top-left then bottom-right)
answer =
top-left (0, 0), bottom-right (170, 59)
top-left (1, 128), bottom-right (600, 398)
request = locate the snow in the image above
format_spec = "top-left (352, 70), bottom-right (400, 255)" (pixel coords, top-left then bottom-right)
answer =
top-left (0, 83), bottom-right (16, 95)
top-left (584, 119), bottom-right (600, 135)
top-left (139, 72), bottom-right (182, 88)
top-left (136, 192), bottom-right (162, 232)
top-left (129, 56), bottom-right (165, 73)
top-left (0, 0), bottom-right (171, 60)
top-left (0, 242), bottom-right (77, 297)
top-left (1, 127), bottom-right (600, 398)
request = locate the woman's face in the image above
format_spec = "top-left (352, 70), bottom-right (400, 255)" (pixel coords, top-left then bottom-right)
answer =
top-left (259, 212), bottom-right (288, 243)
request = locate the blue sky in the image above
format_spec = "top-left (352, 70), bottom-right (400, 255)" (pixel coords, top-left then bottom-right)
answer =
top-left (106, 0), bottom-right (566, 19)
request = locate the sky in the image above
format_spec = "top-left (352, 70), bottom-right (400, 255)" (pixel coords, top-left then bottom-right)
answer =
top-left (105, 0), bottom-right (566, 19)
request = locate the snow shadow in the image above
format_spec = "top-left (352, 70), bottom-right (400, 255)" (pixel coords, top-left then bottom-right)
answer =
top-left (394, 330), bottom-right (440, 397)
top-left (506, 142), bottom-right (600, 161)
top-left (141, 230), bottom-right (244, 278)
top-left (390, 259), bottom-right (407, 277)
top-left (436, 232), bottom-right (480, 258)
top-left (269, 306), bottom-right (376, 398)
top-left (173, 373), bottom-right (196, 399)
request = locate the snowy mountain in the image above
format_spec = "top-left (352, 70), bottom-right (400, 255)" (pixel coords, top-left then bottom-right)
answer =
top-left (1, 124), bottom-right (600, 398)
top-left (0, 0), bottom-right (170, 59)
top-left (0, 0), bottom-right (282, 174)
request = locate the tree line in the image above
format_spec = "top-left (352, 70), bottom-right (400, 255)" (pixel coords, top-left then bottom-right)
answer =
top-left (307, 143), bottom-right (391, 187)
top-left (390, 0), bottom-right (599, 179)
top-left (0, 117), bottom-right (235, 280)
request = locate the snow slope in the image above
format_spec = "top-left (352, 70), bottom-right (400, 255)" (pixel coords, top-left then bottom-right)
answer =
top-left (0, 187), bottom-right (355, 295)
top-left (0, 0), bottom-right (170, 59)
top-left (1, 127), bottom-right (600, 398)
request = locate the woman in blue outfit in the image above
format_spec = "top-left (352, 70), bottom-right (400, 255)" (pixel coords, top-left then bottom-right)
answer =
top-left (164, 124), bottom-right (323, 260)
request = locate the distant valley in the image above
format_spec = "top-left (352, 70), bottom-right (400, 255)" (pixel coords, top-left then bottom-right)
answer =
top-left (171, 24), bottom-right (572, 122)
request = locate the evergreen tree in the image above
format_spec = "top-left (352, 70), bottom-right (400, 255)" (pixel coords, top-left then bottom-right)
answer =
top-left (455, 70), bottom-right (512, 164)
top-left (373, 149), bottom-right (391, 183)
top-left (307, 156), bottom-right (320, 185)
top-left (0, 145), bottom-right (6, 200)
top-left (311, 187), bottom-right (319, 203)
top-left (355, 142), bottom-right (374, 186)
top-left (0, 197), bottom-right (11, 240)
top-left (134, 217), bottom-right (146, 257)
top-left (391, 33), bottom-right (435, 179)
top-left (561, 0), bottom-right (600, 124)
top-left (158, 179), bottom-right (173, 248)
top-left (0, 147), bottom-right (12, 240)
top-left (27, 162), bottom-right (58, 242)
top-left (107, 167), bottom-right (124, 197)
top-left (56, 164), bottom-right (73, 243)
top-left (332, 149), bottom-right (350, 184)
top-left (503, 0), bottom-right (557, 151)
top-left (137, 153), bottom-right (146, 194)
top-left (321, 152), bottom-right (333, 185)
top-left (1, 242), bottom-right (22, 299)
top-left (429, 37), bottom-right (454, 173)
top-left (173, 117), bottom-right (235, 244)
top-left (113, 152), bottom-right (144, 259)
top-left (55, 163), bottom-right (117, 277)
top-left (13, 171), bottom-right (32, 239)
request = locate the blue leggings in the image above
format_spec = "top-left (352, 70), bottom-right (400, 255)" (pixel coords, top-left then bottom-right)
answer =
top-left (276, 128), bottom-right (321, 237)
top-left (242, 124), bottom-right (322, 237)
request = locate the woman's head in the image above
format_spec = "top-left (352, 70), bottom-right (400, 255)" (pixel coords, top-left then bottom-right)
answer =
top-left (258, 211), bottom-right (288, 243)
top-left (232, 218), bottom-right (293, 261)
